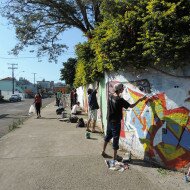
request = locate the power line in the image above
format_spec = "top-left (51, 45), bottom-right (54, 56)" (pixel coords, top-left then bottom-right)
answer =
top-left (0, 52), bottom-right (76, 60)
top-left (0, 56), bottom-right (36, 59)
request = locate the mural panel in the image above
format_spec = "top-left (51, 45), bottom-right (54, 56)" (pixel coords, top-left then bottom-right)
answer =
top-left (106, 79), bottom-right (190, 169)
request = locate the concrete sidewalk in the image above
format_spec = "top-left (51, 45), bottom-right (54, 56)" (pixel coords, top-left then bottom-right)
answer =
top-left (0, 102), bottom-right (188, 190)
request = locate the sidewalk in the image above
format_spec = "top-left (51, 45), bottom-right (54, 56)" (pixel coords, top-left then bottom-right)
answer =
top-left (0, 101), bottom-right (188, 190)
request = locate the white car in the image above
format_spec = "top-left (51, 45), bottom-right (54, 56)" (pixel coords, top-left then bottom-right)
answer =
top-left (9, 94), bottom-right (22, 102)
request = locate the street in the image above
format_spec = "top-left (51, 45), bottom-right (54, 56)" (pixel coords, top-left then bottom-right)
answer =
top-left (0, 98), bottom-right (54, 138)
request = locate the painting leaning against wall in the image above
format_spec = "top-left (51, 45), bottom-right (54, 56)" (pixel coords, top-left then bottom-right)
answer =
top-left (107, 79), bottom-right (190, 169)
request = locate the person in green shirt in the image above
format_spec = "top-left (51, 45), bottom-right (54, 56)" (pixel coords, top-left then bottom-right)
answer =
top-left (56, 90), bottom-right (62, 107)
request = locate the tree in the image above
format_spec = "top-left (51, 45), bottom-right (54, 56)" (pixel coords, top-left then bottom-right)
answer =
top-left (74, 41), bottom-right (104, 87)
top-left (139, 0), bottom-right (190, 69)
top-left (1, 0), bottom-right (101, 63)
top-left (90, 0), bottom-right (145, 71)
top-left (91, 0), bottom-right (190, 72)
top-left (60, 58), bottom-right (77, 87)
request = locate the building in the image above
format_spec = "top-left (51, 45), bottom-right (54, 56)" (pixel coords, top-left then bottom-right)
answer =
top-left (36, 79), bottom-right (54, 97)
top-left (17, 77), bottom-right (36, 98)
top-left (54, 82), bottom-right (67, 93)
top-left (0, 77), bottom-right (25, 99)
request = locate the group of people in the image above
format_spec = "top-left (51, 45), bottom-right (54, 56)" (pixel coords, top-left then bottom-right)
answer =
top-left (33, 82), bottom-right (146, 161)
top-left (69, 86), bottom-right (99, 133)
top-left (83, 82), bottom-right (146, 161)
top-left (69, 88), bottom-right (82, 115)
top-left (69, 82), bottom-right (146, 161)
top-left (55, 91), bottom-right (67, 108)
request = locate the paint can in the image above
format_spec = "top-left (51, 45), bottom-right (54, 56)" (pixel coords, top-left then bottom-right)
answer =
top-left (122, 151), bottom-right (131, 163)
top-left (85, 132), bottom-right (91, 139)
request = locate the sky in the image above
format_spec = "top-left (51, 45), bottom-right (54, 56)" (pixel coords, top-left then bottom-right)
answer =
top-left (0, 9), bottom-right (86, 84)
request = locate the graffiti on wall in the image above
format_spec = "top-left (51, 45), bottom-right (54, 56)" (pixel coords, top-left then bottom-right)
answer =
top-left (107, 79), bottom-right (190, 169)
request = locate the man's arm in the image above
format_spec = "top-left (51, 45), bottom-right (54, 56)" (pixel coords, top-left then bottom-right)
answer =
top-left (129, 96), bottom-right (146, 108)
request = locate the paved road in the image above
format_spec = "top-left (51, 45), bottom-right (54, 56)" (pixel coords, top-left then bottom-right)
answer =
top-left (0, 98), bottom-right (54, 138)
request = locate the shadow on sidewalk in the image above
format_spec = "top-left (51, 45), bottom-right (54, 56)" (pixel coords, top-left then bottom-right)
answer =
top-left (39, 117), bottom-right (58, 120)
top-left (0, 114), bottom-right (10, 119)
top-left (86, 137), bottom-right (98, 140)
top-left (130, 159), bottom-right (160, 168)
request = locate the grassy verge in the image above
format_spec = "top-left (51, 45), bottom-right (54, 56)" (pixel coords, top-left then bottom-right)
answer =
top-left (9, 118), bottom-right (25, 131)
top-left (157, 168), bottom-right (168, 175)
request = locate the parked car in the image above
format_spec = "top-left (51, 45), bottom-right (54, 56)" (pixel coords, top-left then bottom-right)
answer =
top-left (9, 94), bottom-right (22, 102)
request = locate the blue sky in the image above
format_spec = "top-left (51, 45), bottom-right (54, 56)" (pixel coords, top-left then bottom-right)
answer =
top-left (0, 11), bottom-right (86, 83)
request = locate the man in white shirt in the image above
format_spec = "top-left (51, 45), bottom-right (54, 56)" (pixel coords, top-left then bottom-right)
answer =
top-left (71, 102), bottom-right (82, 115)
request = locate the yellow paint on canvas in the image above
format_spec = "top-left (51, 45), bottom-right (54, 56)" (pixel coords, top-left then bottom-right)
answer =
top-left (164, 113), bottom-right (189, 126)
top-left (157, 144), bottom-right (185, 161)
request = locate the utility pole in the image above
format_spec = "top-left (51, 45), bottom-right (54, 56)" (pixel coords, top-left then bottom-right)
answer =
top-left (32, 73), bottom-right (37, 93)
top-left (8, 63), bottom-right (18, 94)
top-left (32, 73), bottom-right (37, 86)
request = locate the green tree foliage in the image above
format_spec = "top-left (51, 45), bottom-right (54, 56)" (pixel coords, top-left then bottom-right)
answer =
top-left (91, 0), bottom-right (190, 71)
top-left (1, 0), bottom-right (101, 62)
top-left (139, 0), bottom-right (190, 69)
top-left (90, 0), bottom-right (148, 71)
top-left (74, 42), bottom-right (103, 87)
top-left (60, 58), bottom-right (77, 87)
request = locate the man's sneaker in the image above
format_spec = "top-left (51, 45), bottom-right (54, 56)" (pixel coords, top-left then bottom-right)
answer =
top-left (115, 155), bottom-right (123, 162)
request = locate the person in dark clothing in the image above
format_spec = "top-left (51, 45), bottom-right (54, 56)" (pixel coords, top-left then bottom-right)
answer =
top-left (73, 89), bottom-right (78, 105)
top-left (55, 92), bottom-right (59, 106)
top-left (102, 83), bottom-right (146, 161)
top-left (70, 89), bottom-right (77, 109)
top-left (56, 90), bottom-right (62, 107)
top-left (70, 89), bottom-right (74, 109)
top-left (34, 92), bottom-right (42, 118)
top-left (86, 82), bottom-right (99, 132)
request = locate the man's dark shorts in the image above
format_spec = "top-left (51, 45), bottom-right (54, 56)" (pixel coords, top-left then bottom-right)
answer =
top-left (104, 121), bottom-right (121, 150)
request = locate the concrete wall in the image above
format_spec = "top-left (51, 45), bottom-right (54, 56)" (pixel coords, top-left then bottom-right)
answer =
top-left (76, 86), bottom-right (85, 109)
top-left (102, 69), bottom-right (190, 169)
top-left (76, 85), bottom-right (88, 113)
top-left (1, 91), bottom-right (12, 100)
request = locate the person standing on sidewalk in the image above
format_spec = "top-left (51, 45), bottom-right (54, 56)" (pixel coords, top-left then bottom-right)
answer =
top-left (73, 89), bottom-right (78, 105)
top-left (56, 90), bottom-right (62, 107)
top-left (34, 92), bottom-right (42, 119)
top-left (70, 89), bottom-right (75, 109)
top-left (102, 83), bottom-right (146, 161)
top-left (86, 82), bottom-right (99, 133)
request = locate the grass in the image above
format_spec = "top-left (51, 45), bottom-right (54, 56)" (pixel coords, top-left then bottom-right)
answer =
top-left (9, 118), bottom-right (24, 131)
top-left (157, 167), bottom-right (167, 175)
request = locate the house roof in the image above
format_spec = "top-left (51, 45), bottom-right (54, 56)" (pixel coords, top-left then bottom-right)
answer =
top-left (0, 77), bottom-right (13, 81)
